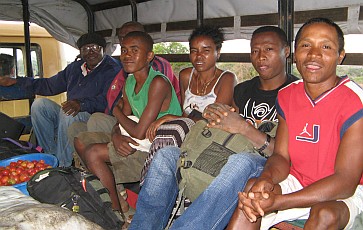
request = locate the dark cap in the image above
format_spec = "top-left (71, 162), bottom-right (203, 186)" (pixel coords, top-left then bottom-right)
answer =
top-left (76, 33), bottom-right (106, 49)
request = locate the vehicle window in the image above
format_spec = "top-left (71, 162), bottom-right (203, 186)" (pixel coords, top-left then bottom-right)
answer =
top-left (0, 43), bottom-right (43, 78)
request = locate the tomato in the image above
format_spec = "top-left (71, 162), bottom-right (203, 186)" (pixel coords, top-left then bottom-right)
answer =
top-left (2, 169), bottom-right (10, 176)
top-left (7, 178), bottom-right (16, 185)
top-left (19, 173), bottom-right (29, 182)
top-left (22, 161), bottom-right (28, 166)
top-left (9, 166), bottom-right (16, 172)
top-left (26, 162), bottom-right (35, 169)
top-left (1, 176), bottom-right (9, 184)
top-left (1, 159), bottom-right (52, 184)
top-left (12, 175), bottom-right (20, 184)
top-left (15, 167), bottom-right (23, 175)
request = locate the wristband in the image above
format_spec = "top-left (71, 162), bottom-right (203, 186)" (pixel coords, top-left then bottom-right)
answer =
top-left (254, 134), bottom-right (271, 158)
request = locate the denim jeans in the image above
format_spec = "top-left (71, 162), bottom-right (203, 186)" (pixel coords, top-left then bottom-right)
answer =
top-left (31, 98), bottom-right (91, 167)
top-left (129, 146), bottom-right (266, 230)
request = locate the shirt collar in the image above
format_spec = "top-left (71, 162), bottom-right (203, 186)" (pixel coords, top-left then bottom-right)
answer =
top-left (80, 57), bottom-right (104, 76)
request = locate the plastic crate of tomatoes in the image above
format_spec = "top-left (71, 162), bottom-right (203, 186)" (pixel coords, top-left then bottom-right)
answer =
top-left (0, 153), bottom-right (58, 195)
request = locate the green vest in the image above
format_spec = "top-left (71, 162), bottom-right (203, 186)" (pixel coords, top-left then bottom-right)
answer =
top-left (125, 67), bottom-right (182, 119)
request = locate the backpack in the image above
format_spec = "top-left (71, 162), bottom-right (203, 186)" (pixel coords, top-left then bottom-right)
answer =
top-left (178, 120), bottom-right (278, 202)
top-left (0, 112), bottom-right (25, 139)
top-left (0, 137), bottom-right (43, 160)
top-left (27, 167), bottom-right (123, 230)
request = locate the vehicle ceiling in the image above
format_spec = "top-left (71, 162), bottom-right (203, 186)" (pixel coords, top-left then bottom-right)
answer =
top-left (0, 0), bottom-right (362, 53)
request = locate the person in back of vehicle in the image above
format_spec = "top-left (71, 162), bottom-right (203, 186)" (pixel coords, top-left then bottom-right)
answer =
top-left (227, 17), bottom-right (363, 230)
top-left (77, 31), bottom-right (182, 229)
top-left (68, 21), bottom-right (181, 166)
top-left (0, 33), bottom-right (121, 167)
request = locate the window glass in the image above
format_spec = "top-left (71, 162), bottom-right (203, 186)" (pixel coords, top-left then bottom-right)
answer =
top-left (0, 43), bottom-right (42, 78)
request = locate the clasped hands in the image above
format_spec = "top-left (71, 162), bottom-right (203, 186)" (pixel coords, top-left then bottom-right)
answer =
top-left (238, 178), bottom-right (278, 223)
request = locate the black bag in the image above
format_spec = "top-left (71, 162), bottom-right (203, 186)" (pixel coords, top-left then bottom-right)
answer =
top-left (0, 138), bottom-right (43, 160)
top-left (0, 112), bottom-right (25, 139)
top-left (27, 167), bottom-right (123, 230)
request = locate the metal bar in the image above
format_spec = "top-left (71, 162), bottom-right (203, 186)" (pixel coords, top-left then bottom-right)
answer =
top-left (278, 0), bottom-right (294, 74)
top-left (129, 0), bottom-right (138, 21)
top-left (21, 0), bottom-right (33, 79)
top-left (197, 0), bottom-right (204, 27)
top-left (73, 0), bottom-right (94, 33)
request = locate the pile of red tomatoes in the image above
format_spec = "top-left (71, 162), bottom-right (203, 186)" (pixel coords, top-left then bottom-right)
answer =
top-left (0, 159), bottom-right (51, 185)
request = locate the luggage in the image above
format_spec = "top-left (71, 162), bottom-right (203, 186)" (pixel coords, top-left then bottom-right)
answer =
top-left (178, 120), bottom-right (277, 202)
top-left (27, 167), bottom-right (123, 230)
top-left (0, 137), bottom-right (42, 160)
top-left (0, 112), bottom-right (24, 139)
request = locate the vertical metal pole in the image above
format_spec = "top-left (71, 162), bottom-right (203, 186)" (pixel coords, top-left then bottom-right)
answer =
top-left (21, 0), bottom-right (33, 78)
top-left (73, 0), bottom-right (94, 33)
top-left (129, 0), bottom-right (137, 21)
top-left (278, 0), bottom-right (294, 75)
top-left (197, 0), bottom-right (204, 27)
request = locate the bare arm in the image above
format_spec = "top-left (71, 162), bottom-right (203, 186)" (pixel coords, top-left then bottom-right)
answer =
top-left (270, 117), bottom-right (363, 211)
top-left (203, 103), bottom-right (275, 156)
top-left (244, 116), bottom-right (363, 217)
top-left (213, 71), bottom-right (237, 106)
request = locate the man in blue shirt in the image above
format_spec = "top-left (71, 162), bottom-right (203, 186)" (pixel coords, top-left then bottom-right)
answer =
top-left (0, 33), bottom-right (121, 167)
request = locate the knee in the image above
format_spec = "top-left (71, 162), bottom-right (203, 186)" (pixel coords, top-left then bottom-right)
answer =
top-left (154, 146), bottom-right (180, 165)
top-left (83, 145), bottom-right (100, 165)
top-left (31, 98), bottom-right (51, 114)
top-left (68, 122), bottom-right (87, 141)
top-left (87, 113), bottom-right (103, 128)
top-left (227, 153), bottom-right (260, 173)
top-left (307, 203), bottom-right (339, 229)
top-left (74, 137), bottom-right (84, 153)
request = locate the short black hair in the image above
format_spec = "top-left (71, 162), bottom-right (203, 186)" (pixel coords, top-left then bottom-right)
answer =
top-left (0, 54), bottom-right (14, 76)
top-left (189, 25), bottom-right (224, 50)
top-left (252, 26), bottom-right (288, 46)
top-left (295, 17), bottom-right (345, 53)
top-left (123, 31), bottom-right (154, 52)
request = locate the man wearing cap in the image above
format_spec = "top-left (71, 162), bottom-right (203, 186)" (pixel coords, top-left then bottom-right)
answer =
top-left (0, 33), bottom-right (121, 167)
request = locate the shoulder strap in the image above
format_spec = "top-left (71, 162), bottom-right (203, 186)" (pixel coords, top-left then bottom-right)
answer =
top-left (2, 137), bottom-right (33, 150)
top-left (211, 70), bottom-right (228, 92)
top-left (187, 68), bottom-right (195, 89)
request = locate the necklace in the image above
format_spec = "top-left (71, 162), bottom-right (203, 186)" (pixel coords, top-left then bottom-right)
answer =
top-left (196, 68), bottom-right (218, 95)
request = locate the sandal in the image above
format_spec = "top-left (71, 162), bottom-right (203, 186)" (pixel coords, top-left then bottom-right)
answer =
top-left (121, 206), bottom-right (136, 230)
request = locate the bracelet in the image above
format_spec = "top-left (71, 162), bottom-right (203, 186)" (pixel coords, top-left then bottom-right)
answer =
top-left (254, 134), bottom-right (271, 158)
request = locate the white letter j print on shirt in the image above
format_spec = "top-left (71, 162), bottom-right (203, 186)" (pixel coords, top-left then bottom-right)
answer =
top-left (296, 123), bottom-right (320, 143)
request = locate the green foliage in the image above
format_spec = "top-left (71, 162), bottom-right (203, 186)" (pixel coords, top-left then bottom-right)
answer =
top-left (217, 63), bottom-right (257, 83)
top-left (153, 42), bottom-right (363, 85)
top-left (154, 42), bottom-right (188, 54)
top-left (154, 42), bottom-right (190, 76)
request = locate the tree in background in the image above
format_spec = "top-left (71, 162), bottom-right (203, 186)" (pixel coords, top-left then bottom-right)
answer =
top-left (154, 42), bottom-right (189, 76)
top-left (154, 42), bottom-right (363, 85)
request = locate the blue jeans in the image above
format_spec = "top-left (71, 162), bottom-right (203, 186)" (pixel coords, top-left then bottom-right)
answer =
top-left (129, 146), bottom-right (266, 230)
top-left (31, 98), bottom-right (91, 166)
